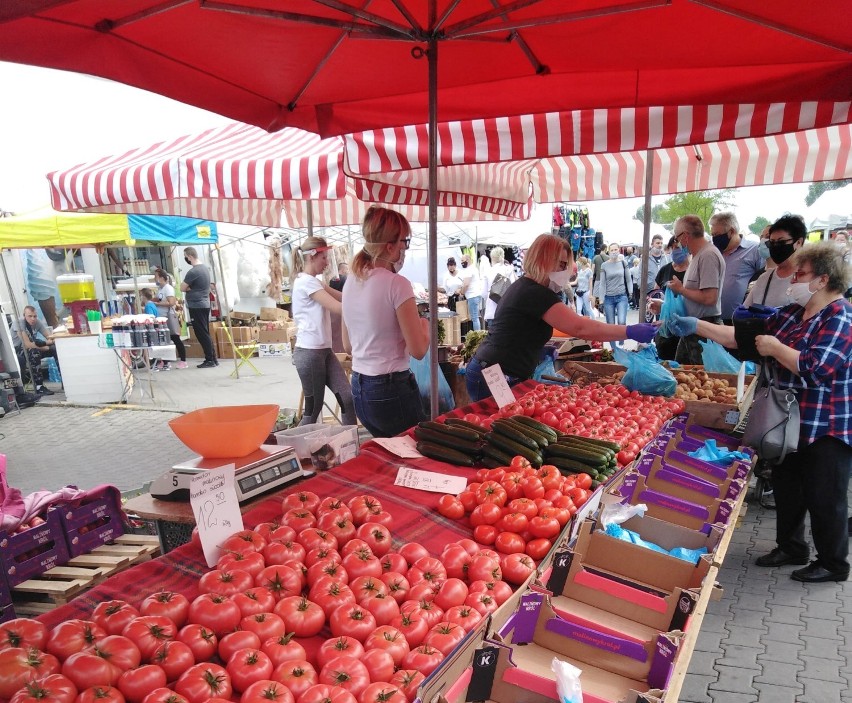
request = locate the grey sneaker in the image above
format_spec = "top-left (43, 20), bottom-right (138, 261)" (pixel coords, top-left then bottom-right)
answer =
top-left (760, 490), bottom-right (776, 510)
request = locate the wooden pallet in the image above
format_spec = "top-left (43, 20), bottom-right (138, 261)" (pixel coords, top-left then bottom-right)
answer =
top-left (11, 534), bottom-right (161, 615)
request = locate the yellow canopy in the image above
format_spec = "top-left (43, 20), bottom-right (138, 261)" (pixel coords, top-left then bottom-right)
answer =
top-left (0, 208), bottom-right (136, 249)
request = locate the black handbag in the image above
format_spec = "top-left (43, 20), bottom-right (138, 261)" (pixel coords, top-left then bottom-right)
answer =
top-left (488, 273), bottom-right (511, 303)
top-left (742, 363), bottom-right (800, 464)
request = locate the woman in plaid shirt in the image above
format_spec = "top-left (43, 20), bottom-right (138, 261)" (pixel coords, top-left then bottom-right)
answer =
top-left (669, 232), bottom-right (852, 583)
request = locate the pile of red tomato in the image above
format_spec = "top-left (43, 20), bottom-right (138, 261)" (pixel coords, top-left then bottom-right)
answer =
top-left (478, 381), bottom-right (684, 466)
top-left (0, 492), bottom-right (523, 703)
top-left (437, 459), bottom-right (593, 563)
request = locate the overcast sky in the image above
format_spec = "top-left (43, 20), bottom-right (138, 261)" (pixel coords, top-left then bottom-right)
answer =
top-left (0, 60), bottom-right (821, 242)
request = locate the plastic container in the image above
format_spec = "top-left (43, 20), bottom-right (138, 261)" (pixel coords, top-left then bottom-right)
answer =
top-left (57, 273), bottom-right (96, 303)
top-left (305, 425), bottom-right (360, 471)
top-left (274, 423), bottom-right (326, 460)
top-left (169, 404), bottom-right (280, 458)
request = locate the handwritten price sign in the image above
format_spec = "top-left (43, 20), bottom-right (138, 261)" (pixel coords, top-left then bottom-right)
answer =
top-left (190, 465), bottom-right (245, 567)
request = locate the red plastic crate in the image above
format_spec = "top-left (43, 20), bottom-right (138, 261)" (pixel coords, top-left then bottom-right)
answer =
top-left (59, 490), bottom-right (126, 558)
top-left (0, 508), bottom-right (70, 587)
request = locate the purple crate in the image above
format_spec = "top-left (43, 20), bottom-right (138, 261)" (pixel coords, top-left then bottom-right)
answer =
top-left (0, 569), bottom-right (14, 624)
top-left (60, 491), bottom-right (126, 558)
top-left (0, 508), bottom-right (70, 587)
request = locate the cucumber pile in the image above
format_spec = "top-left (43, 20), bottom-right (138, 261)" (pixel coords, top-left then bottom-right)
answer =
top-left (414, 415), bottom-right (621, 485)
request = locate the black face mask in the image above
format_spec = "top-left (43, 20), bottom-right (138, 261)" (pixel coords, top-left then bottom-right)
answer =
top-left (461, 262), bottom-right (469, 268)
top-left (768, 241), bottom-right (795, 264)
top-left (712, 233), bottom-right (731, 251)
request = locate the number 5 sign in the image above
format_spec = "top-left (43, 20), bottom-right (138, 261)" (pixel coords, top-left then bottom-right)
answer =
top-left (190, 465), bottom-right (245, 567)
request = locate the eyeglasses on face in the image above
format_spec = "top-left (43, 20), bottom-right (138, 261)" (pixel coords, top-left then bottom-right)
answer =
top-left (396, 236), bottom-right (411, 248)
top-left (792, 269), bottom-right (815, 281)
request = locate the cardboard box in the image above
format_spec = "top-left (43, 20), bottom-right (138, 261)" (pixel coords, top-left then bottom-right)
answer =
top-left (59, 490), bottom-right (126, 558)
top-left (260, 306), bottom-right (290, 321)
top-left (258, 343), bottom-right (289, 357)
top-left (217, 341), bottom-right (258, 359)
top-left (634, 452), bottom-right (747, 503)
top-left (441, 314), bottom-right (462, 347)
top-left (545, 516), bottom-right (719, 633)
top-left (229, 311), bottom-right (258, 326)
top-left (480, 591), bottom-right (680, 702)
top-left (183, 341), bottom-right (205, 359)
top-left (258, 328), bottom-right (290, 344)
top-left (0, 509), bottom-right (70, 587)
top-left (640, 441), bottom-right (751, 483)
top-left (613, 471), bottom-right (736, 534)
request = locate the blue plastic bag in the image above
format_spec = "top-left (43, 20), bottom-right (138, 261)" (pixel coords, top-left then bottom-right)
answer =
top-left (410, 350), bottom-right (455, 416)
top-left (658, 286), bottom-right (687, 337)
top-left (612, 346), bottom-right (677, 397)
top-left (688, 439), bottom-right (751, 466)
top-left (699, 339), bottom-right (743, 374)
top-left (604, 523), bottom-right (709, 564)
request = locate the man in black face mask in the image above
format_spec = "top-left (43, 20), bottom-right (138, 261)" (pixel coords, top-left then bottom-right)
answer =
top-left (709, 212), bottom-right (765, 322)
top-left (180, 247), bottom-right (218, 368)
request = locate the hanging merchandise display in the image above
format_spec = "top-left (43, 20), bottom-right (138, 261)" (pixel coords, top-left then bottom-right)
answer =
top-left (553, 205), bottom-right (595, 259)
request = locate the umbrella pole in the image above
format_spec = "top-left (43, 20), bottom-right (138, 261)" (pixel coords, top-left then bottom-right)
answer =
top-left (427, 35), bottom-right (439, 419)
top-left (215, 245), bottom-right (239, 379)
top-left (0, 250), bottom-right (37, 392)
top-left (307, 205), bottom-right (313, 237)
top-left (638, 149), bottom-right (655, 318)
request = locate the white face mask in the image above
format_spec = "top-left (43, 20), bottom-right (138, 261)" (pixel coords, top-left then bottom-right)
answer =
top-left (391, 250), bottom-right (405, 273)
top-left (548, 270), bottom-right (571, 293)
top-left (608, 251), bottom-right (619, 260)
top-left (786, 280), bottom-right (816, 306)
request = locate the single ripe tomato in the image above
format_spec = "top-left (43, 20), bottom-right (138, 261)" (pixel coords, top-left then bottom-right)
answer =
top-left (436, 495), bottom-right (465, 520)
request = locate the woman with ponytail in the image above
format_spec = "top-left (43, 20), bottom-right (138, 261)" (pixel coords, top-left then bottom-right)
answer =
top-left (291, 237), bottom-right (356, 426)
top-left (154, 268), bottom-right (187, 369)
top-left (342, 207), bottom-right (430, 437)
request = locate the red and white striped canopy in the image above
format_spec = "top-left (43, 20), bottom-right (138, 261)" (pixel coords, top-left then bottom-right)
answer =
top-left (48, 101), bottom-right (851, 227)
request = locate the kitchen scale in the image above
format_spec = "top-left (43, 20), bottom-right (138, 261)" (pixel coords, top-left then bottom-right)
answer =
top-left (150, 444), bottom-right (310, 502)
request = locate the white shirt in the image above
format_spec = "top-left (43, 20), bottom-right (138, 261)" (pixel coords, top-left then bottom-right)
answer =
top-left (461, 265), bottom-right (482, 298)
top-left (292, 273), bottom-right (332, 349)
top-left (443, 273), bottom-right (463, 296)
top-left (342, 267), bottom-right (415, 375)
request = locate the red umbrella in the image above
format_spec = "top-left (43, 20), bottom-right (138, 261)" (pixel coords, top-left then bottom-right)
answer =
top-left (6, 0), bottom-right (849, 413)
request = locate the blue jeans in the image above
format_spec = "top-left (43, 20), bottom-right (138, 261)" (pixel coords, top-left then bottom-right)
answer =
top-left (466, 295), bottom-right (482, 331)
top-left (575, 290), bottom-right (593, 318)
top-left (351, 370), bottom-right (425, 438)
top-left (465, 357), bottom-right (521, 402)
top-left (604, 294), bottom-right (629, 325)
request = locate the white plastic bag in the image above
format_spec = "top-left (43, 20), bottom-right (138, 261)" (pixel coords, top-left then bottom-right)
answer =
top-left (551, 657), bottom-right (583, 703)
top-left (600, 501), bottom-right (647, 528)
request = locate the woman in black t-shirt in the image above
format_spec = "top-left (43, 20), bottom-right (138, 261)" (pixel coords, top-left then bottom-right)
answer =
top-left (465, 234), bottom-right (658, 402)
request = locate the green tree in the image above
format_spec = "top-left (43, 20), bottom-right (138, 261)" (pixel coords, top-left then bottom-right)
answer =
top-left (635, 190), bottom-right (734, 226)
top-left (806, 179), bottom-right (852, 207)
top-left (748, 216), bottom-right (770, 235)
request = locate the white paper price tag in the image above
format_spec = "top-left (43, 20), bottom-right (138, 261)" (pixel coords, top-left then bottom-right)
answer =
top-left (190, 465), bottom-right (245, 567)
top-left (481, 363), bottom-right (516, 408)
top-left (394, 467), bottom-right (468, 494)
top-left (736, 362), bottom-right (746, 403)
top-left (373, 436), bottom-right (422, 458)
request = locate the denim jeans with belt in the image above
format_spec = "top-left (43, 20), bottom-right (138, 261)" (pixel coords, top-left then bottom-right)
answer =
top-left (465, 357), bottom-right (521, 402)
top-left (351, 370), bottom-right (425, 438)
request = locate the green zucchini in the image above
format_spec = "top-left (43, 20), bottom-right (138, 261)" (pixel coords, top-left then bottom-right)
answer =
top-left (416, 441), bottom-right (475, 467)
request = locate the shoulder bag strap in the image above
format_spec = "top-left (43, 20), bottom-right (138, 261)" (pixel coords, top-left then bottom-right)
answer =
top-left (622, 261), bottom-right (631, 295)
top-left (760, 270), bottom-right (775, 306)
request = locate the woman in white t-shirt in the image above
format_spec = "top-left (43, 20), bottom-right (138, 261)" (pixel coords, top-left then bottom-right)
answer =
top-left (291, 237), bottom-right (356, 426)
top-left (482, 246), bottom-right (517, 327)
top-left (342, 207), bottom-right (430, 437)
top-left (154, 268), bottom-right (186, 370)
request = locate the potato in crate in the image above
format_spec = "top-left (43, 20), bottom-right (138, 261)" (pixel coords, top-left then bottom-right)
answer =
top-left (59, 487), bottom-right (126, 558)
top-left (0, 509), bottom-right (70, 587)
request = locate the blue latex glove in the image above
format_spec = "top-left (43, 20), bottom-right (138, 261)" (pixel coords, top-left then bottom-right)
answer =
top-left (668, 314), bottom-right (698, 337)
top-left (626, 323), bottom-right (658, 343)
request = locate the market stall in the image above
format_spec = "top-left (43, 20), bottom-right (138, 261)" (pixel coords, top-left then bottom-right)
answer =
top-left (0, 210), bottom-right (217, 403)
top-left (0, 372), bottom-right (758, 703)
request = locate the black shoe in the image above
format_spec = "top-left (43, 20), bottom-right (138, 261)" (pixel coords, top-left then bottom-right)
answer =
top-left (36, 386), bottom-right (54, 396)
top-left (760, 490), bottom-right (776, 510)
top-left (197, 360), bottom-right (217, 369)
top-left (755, 548), bottom-right (810, 567)
top-left (791, 561), bottom-right (849, 583)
